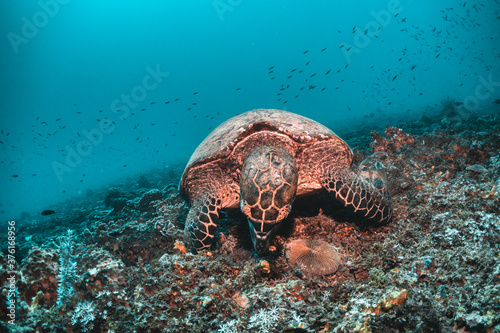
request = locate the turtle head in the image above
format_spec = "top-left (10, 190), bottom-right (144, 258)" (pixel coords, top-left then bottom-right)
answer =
top-left (240, 146), bottom-right (298, 253)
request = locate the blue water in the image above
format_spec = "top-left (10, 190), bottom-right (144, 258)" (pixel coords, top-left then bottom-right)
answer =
top-left (1, 0), bottom-right (499, 221)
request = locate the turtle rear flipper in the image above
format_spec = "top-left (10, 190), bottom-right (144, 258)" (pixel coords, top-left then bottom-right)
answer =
top-left (322, 156), bottom-right (392, 223)
top-left (184, 192), bottom-right (222, 253)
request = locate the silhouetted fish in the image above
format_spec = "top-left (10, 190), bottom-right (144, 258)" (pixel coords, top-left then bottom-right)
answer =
top-left (493, 99), bottom-right (500, 104)
top-left (41, 210), bottom-right (56, 216)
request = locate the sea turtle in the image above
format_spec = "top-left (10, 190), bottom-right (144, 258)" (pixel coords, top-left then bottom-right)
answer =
top-left (180, 109), bottom-right (392, 254)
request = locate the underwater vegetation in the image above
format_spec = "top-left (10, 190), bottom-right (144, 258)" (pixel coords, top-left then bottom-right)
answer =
top-left (1, 107), bottom-right (499, 332)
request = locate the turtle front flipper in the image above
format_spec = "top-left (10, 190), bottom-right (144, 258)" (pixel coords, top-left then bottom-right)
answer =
top-left (184, 191), bottom-right (222, 253)
top-left (321, 155), bottom-right (392, 223)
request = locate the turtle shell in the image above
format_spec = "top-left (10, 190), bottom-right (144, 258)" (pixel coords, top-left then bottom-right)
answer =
top-left (185, 109), bottom-right (346, 168)
top-left (180, 109), bottom-right (352, 200)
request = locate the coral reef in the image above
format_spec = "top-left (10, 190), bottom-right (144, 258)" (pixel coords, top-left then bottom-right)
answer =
top-left (2, 112), bottom-right (500, 332)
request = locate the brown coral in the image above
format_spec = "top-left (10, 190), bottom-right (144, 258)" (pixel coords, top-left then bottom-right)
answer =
top-left (371, 126), bottom-right (415, 154)
top-left (286, 239), bottom-right (341, 275)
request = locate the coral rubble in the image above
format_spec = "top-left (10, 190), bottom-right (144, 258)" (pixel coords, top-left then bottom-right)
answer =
top-left (2, 112), bottom-right (500, 332)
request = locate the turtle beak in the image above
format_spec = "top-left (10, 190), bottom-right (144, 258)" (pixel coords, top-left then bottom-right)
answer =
top-left (247, 219), bottom-right (280, 254)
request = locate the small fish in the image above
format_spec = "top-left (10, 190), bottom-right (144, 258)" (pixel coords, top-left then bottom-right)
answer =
top-left (326, 69), bottom-right (331, 75)
top-left (321, 48), bottom-right (327, 52)
top-left (303, 50), bottom-right (309, 54)
top-left (193, 92), bottom-right (198, 95)
top-left (269, 65), bottom-right (275, 70)
top-left (236, 87), bottom-right (241, 90)
top-left (392, 75), bottom-right (398, 81)
top-left (493, 99), bottom-right (500, 104)
top-left (151, 102), bottom-right (155, 104)
top-left (11, 174), bottom-right (19, 178)
top-left (41, 210), bottom-right (56, 216)
top-left (411, 65), bottom-right (416, 70)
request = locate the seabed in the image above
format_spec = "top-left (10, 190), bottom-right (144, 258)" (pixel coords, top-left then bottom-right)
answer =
top-left (2, 108), bottom-right (500, 333)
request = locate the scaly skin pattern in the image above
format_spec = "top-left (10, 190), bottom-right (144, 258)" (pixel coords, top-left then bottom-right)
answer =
top-left (182, 163), bottom-right (227, 253)
top-left (183, 184), bottom-right (223, 253)
top-left (321, 160), bottom-right (392, 223)
top-left (240, 146), bottom-right (298, 226)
